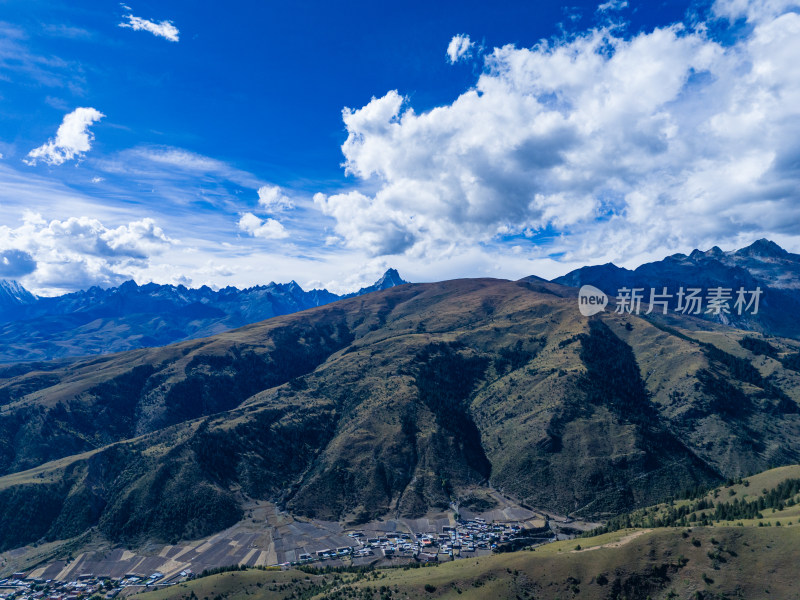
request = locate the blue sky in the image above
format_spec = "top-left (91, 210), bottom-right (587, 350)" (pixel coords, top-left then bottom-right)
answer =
top-left (1, 0), bottom-right (800, 294)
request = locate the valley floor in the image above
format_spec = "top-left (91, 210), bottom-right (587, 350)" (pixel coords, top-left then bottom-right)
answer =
top-left (0, 494), bottom-right (595, 586)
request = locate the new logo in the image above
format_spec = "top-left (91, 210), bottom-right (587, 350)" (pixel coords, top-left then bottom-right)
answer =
top-left (578, 285), bottom-right (608, 316)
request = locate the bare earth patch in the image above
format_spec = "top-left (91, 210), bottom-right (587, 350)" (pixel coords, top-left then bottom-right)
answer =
top-left (571, 529), bottom-right (652, 552)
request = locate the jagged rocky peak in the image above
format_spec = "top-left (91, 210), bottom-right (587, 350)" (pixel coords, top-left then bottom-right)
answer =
top-left (0, 279), bottom-right (36, 307)
top-left (735, 238), bottom-right (789, 259)
top-left (117, 279), bottom-right (141, 293)
top-left (688, 245), bottom-right (724, 261)
top-left (374, 268), bottom-right (407, 288)
top-left (349, 268), bottom-right (409, 297)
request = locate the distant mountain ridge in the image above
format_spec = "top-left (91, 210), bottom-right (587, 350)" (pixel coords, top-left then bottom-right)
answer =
top-left (553, 239), bottom-right (800, 340)
top-left (4, 238), bottom-right (800, 363)
top-left (0, 269), bottom-right (408, 363)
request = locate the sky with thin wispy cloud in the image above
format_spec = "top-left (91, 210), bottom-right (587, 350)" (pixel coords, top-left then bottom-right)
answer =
top-left (1, 0), bottom-right (799, 295)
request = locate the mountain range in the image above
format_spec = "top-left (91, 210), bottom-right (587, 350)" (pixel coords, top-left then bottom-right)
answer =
top-left (1, 273), bottom-right (799, 553)
top-left (0, 269), bottom-right (407, 363)
top-left (554, 239), bottom-right (800, 339)
top-left (2, 241), bottom-right (800, 569)
top-left (3, 239), bottom-right (799, 366)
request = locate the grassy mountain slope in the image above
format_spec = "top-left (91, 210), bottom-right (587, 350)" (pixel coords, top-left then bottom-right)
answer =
top-left (129, 521), bottom-right (800, 599)
top-left (1, 278), bottom-right (800, 551)
top-left (326, 525), bottom-right (800, 599)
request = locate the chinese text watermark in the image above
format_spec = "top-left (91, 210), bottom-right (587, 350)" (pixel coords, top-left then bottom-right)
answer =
top-left (579, 285), bottom-right (762, 317)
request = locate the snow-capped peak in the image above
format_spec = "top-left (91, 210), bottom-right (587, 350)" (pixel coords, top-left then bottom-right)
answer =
top-left (0, 279), bottom-right (37, 307)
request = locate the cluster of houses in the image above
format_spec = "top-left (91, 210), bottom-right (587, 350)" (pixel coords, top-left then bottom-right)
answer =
top-left (284, 518), bottom-right (552, 567)
top-left (0, 571), bottom-right (192, 600)
top-left (0, 519), bottom-right (554, 593)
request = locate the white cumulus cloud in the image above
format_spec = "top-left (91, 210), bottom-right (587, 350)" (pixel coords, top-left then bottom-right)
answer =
top-left (316, 2), bottom-right (800, 265)
top-left (238, 213), bottom-right (289, 239)
top-left (119, 13), bottom-right (179, 42)
top-left (257, 185), bottom-right (294, 211)
top-left (597, 0), bottom-right (628, 12)
top-left (25, 108), bottom-right (105, 166)
top-left (446, 34), bottom-right (474, 64)
top-left (0, 213), bottom-right (173, 291)
top-left (712, 0), bottom-right (799, 21)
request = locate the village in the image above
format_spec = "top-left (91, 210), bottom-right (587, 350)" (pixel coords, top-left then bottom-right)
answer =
top-left (0, 571), bottom-right (172, 600)
top-left (0, 518), bottom-right (556, 600)
top-left (293, 516), bottom-right (554, 566)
